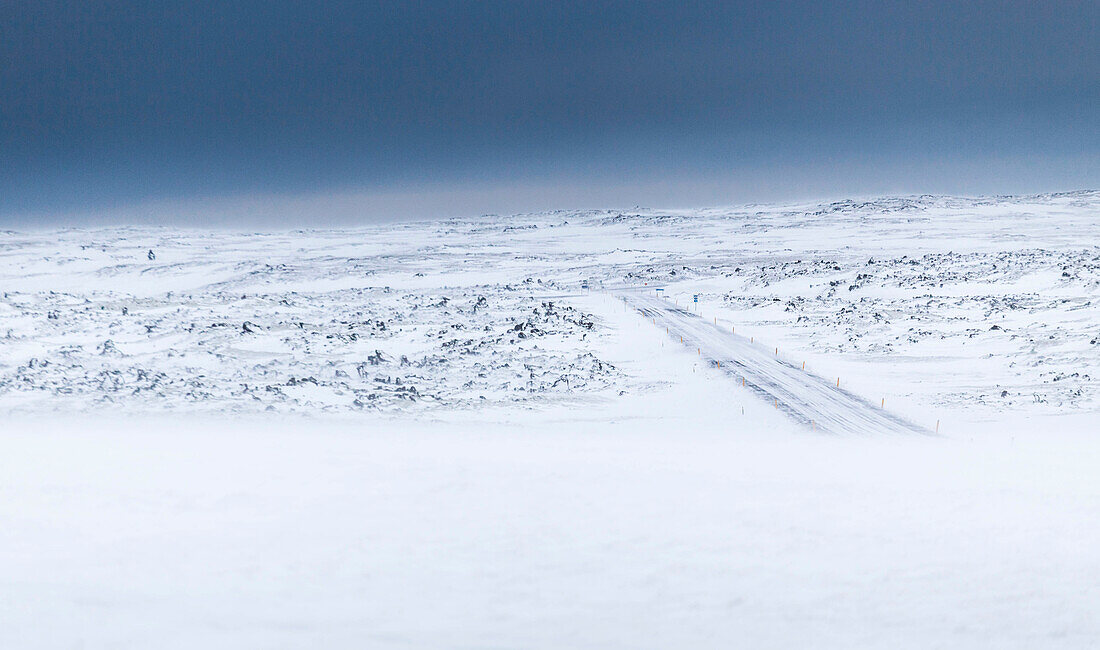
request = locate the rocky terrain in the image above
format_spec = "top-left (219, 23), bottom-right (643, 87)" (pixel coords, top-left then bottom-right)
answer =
top-left (1, 191), bottom-right (1097, 420)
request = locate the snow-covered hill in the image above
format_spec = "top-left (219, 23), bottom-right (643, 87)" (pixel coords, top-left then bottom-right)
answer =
top-left (2, 191), bottom-right (1096, 426)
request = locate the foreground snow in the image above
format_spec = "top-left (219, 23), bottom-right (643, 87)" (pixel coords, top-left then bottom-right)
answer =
top-left (4, 413), bottom-right (1098, 649)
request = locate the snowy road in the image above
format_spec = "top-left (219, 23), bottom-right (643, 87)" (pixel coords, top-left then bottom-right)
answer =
top-left (621, 289), bottom-right (929, 435)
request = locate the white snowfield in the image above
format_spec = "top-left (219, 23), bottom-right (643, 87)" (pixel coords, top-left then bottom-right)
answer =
top-left (1, 191), bottom-right (1096, 421)
top-left (2, 191), bottom-right (1099, 648)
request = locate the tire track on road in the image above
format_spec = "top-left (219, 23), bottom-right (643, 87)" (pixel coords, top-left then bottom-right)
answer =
top-left (623, 290), bottom-right (929, 435)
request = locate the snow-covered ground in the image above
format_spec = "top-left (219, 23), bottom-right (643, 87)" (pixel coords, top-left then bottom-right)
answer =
top-left (2, 192), bottom-right (1098, 647)
top-left (6, 413), bottom-right (1100, 649)
top-left (2, 191), bottom-right (1096, 423)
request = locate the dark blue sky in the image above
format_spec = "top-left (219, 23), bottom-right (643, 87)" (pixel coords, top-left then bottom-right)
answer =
top-left (2, 1), bottom-right (1097, 225)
